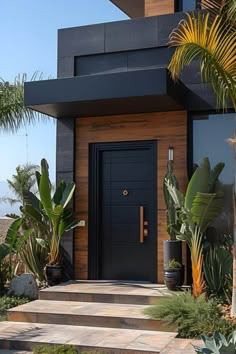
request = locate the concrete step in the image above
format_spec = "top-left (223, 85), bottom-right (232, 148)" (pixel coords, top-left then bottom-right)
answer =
top-left (0, 321), bottom-right (177, 353)
top-left (8, 299), bottom-right (174, 332)
top-left (39, 281), bottom-right (170, 305)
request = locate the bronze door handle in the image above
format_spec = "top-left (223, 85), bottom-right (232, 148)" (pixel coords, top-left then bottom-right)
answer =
top-left (140, 206), bottom-right (149, 243)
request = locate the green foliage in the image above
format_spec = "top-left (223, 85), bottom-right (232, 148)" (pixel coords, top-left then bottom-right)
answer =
top-left (22, 158), bottom-right (79, 265)
top-left (0, 163), bottom-right (39, 206)
top-left (33, 345), bottom-right (78, 354)
top-left (165, 258), bottom-right (182, 269)
top-left (145, 291), bottom-right (236, 339)
top-left (204, 245), bottom-right (233, 304)
top-left (194, 331), bottom-right (236, 353)
top-left (0, 73), bottom-right (46, 132)
top-left (0, 295), bottom-right (29, 321)
top-left (163, 160), bottom-right (181, 240)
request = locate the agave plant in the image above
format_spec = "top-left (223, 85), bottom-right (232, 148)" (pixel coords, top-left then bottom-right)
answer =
top-left (22, 159), bottom-right (79, 266)
top-left (194, 331), bottom-right (236, 353)
top-left (166, 158), bottom-right (224, 297)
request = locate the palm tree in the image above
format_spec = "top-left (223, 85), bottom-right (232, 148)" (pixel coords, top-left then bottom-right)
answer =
top-left (1, 163), bottom-right (39, 206)
top-left (0, 73), bottom-right (43, 132)
top-left (168, 0), bottom-right (236, 110)
top-left (168, 0), bottom-right (236, 314)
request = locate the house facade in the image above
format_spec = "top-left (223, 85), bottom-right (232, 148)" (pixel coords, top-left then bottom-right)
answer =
top-left (24, 0), bottom-right (234, 283)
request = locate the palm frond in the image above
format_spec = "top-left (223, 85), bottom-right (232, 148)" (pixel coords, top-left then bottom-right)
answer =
top-left (168, 12), bottom-right (236, 111)
top-left (0, 72), bottom-right (49, 132)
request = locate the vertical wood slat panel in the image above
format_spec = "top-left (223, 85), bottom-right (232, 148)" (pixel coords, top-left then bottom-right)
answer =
top-left (144, 0), bottom-right (175, 16)
top-left (75, 111), bottom-right (187, 282)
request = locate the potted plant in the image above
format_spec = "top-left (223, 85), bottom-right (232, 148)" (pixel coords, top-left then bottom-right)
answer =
top-left (164, 258), bottom-right (182, 290)
top-left (22, 159), bottom-right (79, 286)
top-left (163, 159), bottom-right (183, 268)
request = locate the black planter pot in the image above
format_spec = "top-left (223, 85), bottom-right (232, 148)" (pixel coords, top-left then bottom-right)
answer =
top-left (45, 264), bottom-right (63, 286)
top-left (163, 240), bottom-right (182, 265)
top-left (164, 267), bottom-right (184, 290)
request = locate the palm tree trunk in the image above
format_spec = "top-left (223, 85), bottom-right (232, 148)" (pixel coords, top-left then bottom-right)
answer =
top-left (231, 176), bottom-right (236, 316)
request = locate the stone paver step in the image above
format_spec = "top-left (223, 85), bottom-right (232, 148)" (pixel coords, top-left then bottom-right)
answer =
top-left (8, 299), bottom-right (174, 332)
top-left (39, 281), bottom-right (170, 305)
top-left (0, 321), bottom-right (177, 353)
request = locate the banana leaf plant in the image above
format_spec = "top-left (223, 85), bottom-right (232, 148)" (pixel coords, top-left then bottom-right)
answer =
top-left (22, 159), bottom-right (79, 266)
top-left (165, 157), bottom-right (224, 297)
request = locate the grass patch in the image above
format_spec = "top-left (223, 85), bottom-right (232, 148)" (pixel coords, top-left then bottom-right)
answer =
top-left (0, 295), bottom-right (30, 321)
top-left (33, 345), bottom-right (101, 354)
top-left (145, 291), bottom-right (236, 339)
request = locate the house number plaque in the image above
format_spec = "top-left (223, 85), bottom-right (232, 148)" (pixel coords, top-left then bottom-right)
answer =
top-left (122, 189), bottom-right (129, 196)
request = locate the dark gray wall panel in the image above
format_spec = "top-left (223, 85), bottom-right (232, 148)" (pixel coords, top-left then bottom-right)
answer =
top-left (57, 57), bottom-right (74, 78)
top-left (105, 17), bottom-right (158, 52)
top-left (76, 52), bottom-right (127, 76)
top-left (157, 12), bottom-right (186, 46)
top-left (127, 47), bottom-right (174, 69)
top-left (58, 24), bottom-right (105, 58)
top-left (56, 118), bottom-right (75, 278)
top-left (75, 47), bottom-right (175, 76)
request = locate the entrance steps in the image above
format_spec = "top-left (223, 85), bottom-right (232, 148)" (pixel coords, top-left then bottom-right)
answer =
top-left (0, 281), bottom-right (181, 353)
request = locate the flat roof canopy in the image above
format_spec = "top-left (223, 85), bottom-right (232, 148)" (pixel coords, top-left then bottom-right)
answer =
top-left (24, 68), bottom-right (209, 118)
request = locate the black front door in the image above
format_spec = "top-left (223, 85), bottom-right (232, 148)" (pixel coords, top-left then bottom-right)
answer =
top-left (89, 141), bottom-right (157, 282)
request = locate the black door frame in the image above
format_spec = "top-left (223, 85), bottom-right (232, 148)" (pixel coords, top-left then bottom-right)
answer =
top-left (88, 140), bottom-right (157, 281)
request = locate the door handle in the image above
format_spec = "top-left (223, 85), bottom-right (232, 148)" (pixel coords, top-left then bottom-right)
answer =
top-left (140, 206), bottom-right (144, 243)
top-left (140, 206), bottom-right (149, 243)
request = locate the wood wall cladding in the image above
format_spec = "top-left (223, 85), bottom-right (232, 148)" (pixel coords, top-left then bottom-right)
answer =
top-left (144, 0), bottom-right (175, 16)
top-left (75, 111), bottom-right (187, 282)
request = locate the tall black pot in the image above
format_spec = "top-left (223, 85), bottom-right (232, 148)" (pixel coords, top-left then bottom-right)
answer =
top-left (163, 240), bottom-right (182, 265)
top-left (45, 264), bottom-right (63, 286)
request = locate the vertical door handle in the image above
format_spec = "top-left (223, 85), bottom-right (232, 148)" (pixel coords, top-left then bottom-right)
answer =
top-left (140, 206), bottom-right (144, 243)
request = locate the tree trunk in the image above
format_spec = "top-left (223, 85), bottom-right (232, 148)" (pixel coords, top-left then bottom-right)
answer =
top-left (231, 178), bottom-right (236, 317)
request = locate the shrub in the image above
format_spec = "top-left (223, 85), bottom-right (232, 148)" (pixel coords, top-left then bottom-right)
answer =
top-left (145, 291), bottom-right (236, 338)
top-left (33, 345), bottom-right (78, 354)
top-left (0, 295), bottom-right (29, 321)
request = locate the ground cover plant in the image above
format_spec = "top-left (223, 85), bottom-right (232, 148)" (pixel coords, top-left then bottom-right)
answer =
top-left (33, 345), bottom-right (102, 354)
top-left (0, 295), bottom-right (29, 321)
top-left (145, 291), bottom-right (236, 339)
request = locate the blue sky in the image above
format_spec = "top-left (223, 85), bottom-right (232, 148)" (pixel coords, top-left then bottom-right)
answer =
top-left (0, 0), bottom-right (127, 182)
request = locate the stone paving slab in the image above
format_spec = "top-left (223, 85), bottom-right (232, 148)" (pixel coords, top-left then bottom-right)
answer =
top-left (39, 281), bottom-right (178, 305)
top-left (160, 338), bottom-right (202, 354)
top-left (0, 321), bottom-right (177, 353)
top-left (8, 300), bottom-right (175, 332)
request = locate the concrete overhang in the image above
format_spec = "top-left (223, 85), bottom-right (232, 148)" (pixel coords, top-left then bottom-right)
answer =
top-left (24, 68), bottom-right (210, 118)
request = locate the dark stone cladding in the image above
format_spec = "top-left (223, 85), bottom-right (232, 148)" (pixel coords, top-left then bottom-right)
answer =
top-left (57, 12), bottom-right (185, 77)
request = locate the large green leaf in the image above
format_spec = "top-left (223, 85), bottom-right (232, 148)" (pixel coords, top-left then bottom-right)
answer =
top-left (23, 190), bottom-right (42, 211)
top-left (53, 180), bottom-right (66, 205)
top-left (191, 192), bottom-right (223, 232)
top-left (0, 243), bottom-right (10, 262)
top-left (208, 162), bottom-right (225, 193)
top-left (60, 182), bottom-right (76, 208)
top-left (185, 158), bottom-right (210, 211)
top-left (24, 205), bottom-right (44, 226)
top-left (39, 159), bottom-right (52, 213)
top-left (5, 218), bottom-right (22, 251)
top-left (59, 209), bottom-right (79, 237)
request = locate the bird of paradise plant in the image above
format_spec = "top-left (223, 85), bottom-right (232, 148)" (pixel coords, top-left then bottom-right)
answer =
top-left (166, 158), bottom-right (224, 297)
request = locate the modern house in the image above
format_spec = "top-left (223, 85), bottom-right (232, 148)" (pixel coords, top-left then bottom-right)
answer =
top-left (24, 0), bottom-right (235, 283)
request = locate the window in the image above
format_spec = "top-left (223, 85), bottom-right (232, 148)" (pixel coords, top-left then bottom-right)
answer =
top-left (192, 113), bottom-right (236, 237)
